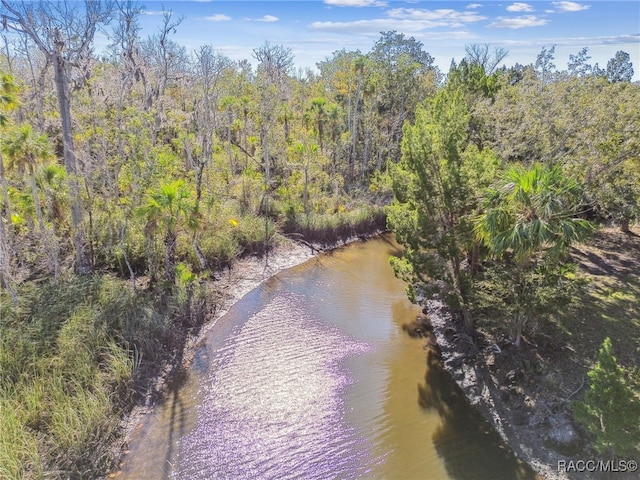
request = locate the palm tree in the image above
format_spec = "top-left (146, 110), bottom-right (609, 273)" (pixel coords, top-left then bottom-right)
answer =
top-left (308, 97), bottom-right (327, 152)
top-left (139, 180), bottom-right (199, 286)
top-left (0, 72), bottom-right (19, 305)
top-left (475, 163), bottom-right (592, 346)
top-left (2, 124), bottom-right (52, 233)
top-left (0, 73), bottom-right (18, 127)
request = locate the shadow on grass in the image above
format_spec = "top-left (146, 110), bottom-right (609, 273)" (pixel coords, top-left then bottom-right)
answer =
top-left (561, 227), bottom-right (640, 367)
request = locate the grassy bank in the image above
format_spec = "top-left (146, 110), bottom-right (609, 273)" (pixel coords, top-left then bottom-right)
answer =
top-left (0, 200), bottom-right (385, 479)
top-left (282, 204), bottom-right (387, 244)
top-left (0, 275), bottom-right (206, 479)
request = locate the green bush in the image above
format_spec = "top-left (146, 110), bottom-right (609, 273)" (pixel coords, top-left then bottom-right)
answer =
top-left (573, 337), bottom-right (640, 458)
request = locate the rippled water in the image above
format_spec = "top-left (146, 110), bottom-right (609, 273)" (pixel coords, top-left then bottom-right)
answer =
top-left (118, 236), bottom-right (535, 480)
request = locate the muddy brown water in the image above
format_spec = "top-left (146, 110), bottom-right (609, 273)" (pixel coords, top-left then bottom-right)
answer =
top-left (118, 235), bottom-right (535, 480)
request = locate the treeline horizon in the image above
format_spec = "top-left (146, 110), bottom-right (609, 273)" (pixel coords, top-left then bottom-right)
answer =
top-left (0, 1), bottom-right (638, 478)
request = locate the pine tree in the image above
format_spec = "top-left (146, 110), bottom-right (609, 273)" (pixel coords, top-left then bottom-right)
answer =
top-left (573, 337), bottom-right (640, 457)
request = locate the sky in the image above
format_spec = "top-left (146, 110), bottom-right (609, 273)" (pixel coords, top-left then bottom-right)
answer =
top-left (129, 0), bottom-right (639, 79)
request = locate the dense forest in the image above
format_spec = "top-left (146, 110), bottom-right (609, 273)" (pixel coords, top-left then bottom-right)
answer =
top-left (0, 1), bottom-right (638, 478)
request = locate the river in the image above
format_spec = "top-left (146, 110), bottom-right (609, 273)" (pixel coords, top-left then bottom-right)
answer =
top-left (118, 235), bottom-right (535, 480)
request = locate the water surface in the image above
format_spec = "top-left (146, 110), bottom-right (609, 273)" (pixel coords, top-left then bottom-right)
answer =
top-left (119, 235), bottom-right (535, 480)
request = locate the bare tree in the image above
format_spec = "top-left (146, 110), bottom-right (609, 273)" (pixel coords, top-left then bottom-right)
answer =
top-left (464, 43), bottom-right (508, 74)
top-left (139, 9), bottom-right (186, 112)
top-left (1, 0), bottom-right (113, 274)
top-left (110, 0), bottom-right (145, 97)
top-left (253, 42), bottom-right (293, 265)
top-left (193, 45), bottom-right (231, 198)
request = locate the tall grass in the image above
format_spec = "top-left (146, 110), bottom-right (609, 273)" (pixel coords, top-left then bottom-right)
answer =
top-left (282, 204), bottom-right (386, 244)
top-left (0, 274), bottom-right (194, 479)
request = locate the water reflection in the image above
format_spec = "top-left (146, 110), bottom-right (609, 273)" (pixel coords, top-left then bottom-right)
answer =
top-left (118, 236), bottom-right (537, 480)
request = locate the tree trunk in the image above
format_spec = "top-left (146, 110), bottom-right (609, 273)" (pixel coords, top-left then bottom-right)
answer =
top-left (28, 165), bottom-right (45, 232)
top-left (0, 212), bottom-right (18, 307)
top-left (52, 47), bottom-right (91, 274)
top-left (0, 151), bottom-right (12, 230)
top-left (620, 217), bottom-right (630, 233)
top-left (164, 228), bottom-right (177, 285)
top-left (470, 241), bottom-right (480, 276)
top-left (512, 312), bottom-right (525, 347)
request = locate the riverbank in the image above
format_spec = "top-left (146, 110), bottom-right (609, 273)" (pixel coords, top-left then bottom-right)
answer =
top-left (110, 231), bottom-right (384, 477)
top-left (421, 226), bottom-right (640, 480)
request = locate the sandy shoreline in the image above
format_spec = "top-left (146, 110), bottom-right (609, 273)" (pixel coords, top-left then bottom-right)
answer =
top-left (110, 234), bottom-right (377, 475)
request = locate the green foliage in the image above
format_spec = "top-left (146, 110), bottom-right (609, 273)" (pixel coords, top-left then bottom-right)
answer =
top-left (474, 163), bottom-right (592, 345)
top-left (475, 163), bottom-right (592, 263)
top-left (0, 72), bottom-right (19, 126)
top-left (387, 82), bottom-right (499, 330)
top-left (472, 261), bottom-right (585, 343)
top-left (573, 338), bottom-right (640, 457)
top-left (606, 51), bottom-right (634, 83)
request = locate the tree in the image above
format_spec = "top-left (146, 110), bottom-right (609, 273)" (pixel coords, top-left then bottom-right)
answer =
top-left (139, 179), bottom-right (199, 286)
top-left (253, 41), bottom-right (294, 264)
top-left (1, 0), bottom-right (113, 274)
top-left (606, 50), bottom-right (634, 83)
top-left (2, 123), bottom-right (51, 232)
top-left (474, 163), bottom-right (592, 346)
top-left (307, 96), bottom-right (328, 152)
top-left (564, 79), bottom-right (640, 232)
top-left (387, 84), bottom-right (498, 332)
top-left (567, 47), bottom-right (595, 78)
top-left (193, 45), bottom-right (232, 191)
top-left (366, 31), bottom-right (438, 176)
top-left (139, 8), bottom-right (186, 114)
top-left (534, 45), bottom-right (556, 84)
top-left (573, 338), bottom-right (640, 458)
top-left (464, 43), bottom-right (508, 75)
top-left (0, 70), bottom-right (18, 304)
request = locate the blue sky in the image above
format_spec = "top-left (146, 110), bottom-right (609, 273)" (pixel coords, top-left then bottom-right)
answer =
top-left (132, 1), bottom-right (640, 79)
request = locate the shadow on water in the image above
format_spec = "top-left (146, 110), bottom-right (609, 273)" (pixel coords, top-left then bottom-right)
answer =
top-left (158, 368), bottom-right (189, 478)
top-left (419, 350), bottom-right (537, 480)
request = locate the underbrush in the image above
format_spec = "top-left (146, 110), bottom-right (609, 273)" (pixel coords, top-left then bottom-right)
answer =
top-left (0, 275), bottom-right (203, 479)
top-left (282, 204), bottom-right (386, 244)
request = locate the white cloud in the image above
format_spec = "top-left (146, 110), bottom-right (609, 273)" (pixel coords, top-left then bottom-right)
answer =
top-left (310, 8), bottom-right (486, 35)
top-left (388, 8), bottom-right (486, 26)
top-left (204, 14), bottom-right (231, 22)
top-left (310, 19), bottom-right (419, 34)
top-left (552, 2), bottom-right (590, 12)
top-left (142, 10), bottom-right (167, 16)
top-left (467, 3), bottom-right (483, 9)
top-left (507, 3), bottom-right (533, 12)
top-left (324, 0), bottom-right (387, 6)
top-left (243, 15), bottom-right (280, 22)
top-left (488, 15), bottom-right (547, 29)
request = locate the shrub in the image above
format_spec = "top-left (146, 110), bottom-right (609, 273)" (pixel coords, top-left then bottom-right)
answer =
top-left (573, 337), bottom-right (640, 457)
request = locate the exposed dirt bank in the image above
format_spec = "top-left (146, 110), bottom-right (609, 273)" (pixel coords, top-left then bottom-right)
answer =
top-left (420, 226), bottom-right (640, 480)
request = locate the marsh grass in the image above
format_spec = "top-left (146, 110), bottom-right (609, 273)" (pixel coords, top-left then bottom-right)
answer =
top-left (0, 274), bottom-right (191, 479)
top-left (283, 204), bottom-right (386, 244)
